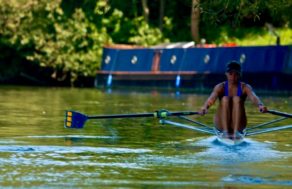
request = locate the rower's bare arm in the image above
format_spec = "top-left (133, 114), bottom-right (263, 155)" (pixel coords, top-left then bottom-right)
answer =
top-left (200, 84), bottom-right (221, 115)
top-left (245, 84), bottom-right (268, 112)
top-left (207, 85), bottom-right (221, 107)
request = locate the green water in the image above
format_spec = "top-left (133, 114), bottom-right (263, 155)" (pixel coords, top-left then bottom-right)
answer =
top-left (0, 86), bottom-right (291, 188)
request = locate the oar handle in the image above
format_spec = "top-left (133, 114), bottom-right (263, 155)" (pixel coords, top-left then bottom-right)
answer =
top-left (267, 110), bottom-right (292, 118)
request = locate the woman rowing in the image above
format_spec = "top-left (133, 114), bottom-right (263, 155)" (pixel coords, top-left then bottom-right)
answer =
top-left (199, 61), bottom-right (268, 138)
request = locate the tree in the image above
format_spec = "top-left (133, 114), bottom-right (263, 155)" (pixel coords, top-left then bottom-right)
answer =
top-left (0, 0), bottom-right (112, 85)
top-left (141, 0), bottom-right (149, 23)
top-left (159, 0), bottom-right (165, 31)
top-left (0, 0), bottom-right (169, 85)
top-left (191, 0), bottom-right (200, 44)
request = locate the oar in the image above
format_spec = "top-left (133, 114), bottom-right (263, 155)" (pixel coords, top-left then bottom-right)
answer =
top-left (247, 117), bottom-right (287, 131)
top-left (64, 109), bottom-right (198, 129)
top-left (267, 110), bottom-right (292, 118)
top-left (160, 119), bottom-right (215, 135)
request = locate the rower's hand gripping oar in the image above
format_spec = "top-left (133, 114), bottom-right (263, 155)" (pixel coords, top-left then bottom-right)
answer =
top-left (267, 110), bottom-right (292, 118)
top-left (64, 109), bottom-right (198, 129)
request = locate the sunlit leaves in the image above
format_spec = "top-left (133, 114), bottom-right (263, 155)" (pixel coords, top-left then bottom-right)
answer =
top-left (0, 0), bottom-right (169, 84)
top-left (94, 0), bottom-right (111, 15)
top-left (0, 0), bottom-right (113, 84)
top-left (128, 17), bottom-right (168, 46)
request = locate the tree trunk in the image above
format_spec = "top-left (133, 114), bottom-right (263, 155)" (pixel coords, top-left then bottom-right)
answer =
top-left (191, 0), bottom-right (200, 44)
top-left (159, 0), bottom-right (165, 31)
top-left (141, 0), bottom-right (149, 23)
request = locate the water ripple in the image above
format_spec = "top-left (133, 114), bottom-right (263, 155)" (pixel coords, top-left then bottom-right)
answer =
top-left (20, 135), bottom-right (119, 139)
top-left (0, 145), bottom-right (151, 154)
top-left (188, 136), bottom-right (292, 164)
top-left (222, 174), bottom-right (292, 186)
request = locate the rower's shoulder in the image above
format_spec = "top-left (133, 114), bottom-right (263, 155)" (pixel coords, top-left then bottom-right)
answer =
top-left (215, 82), bottom-right (225, 88)
top-left (240, 82), bottom-right (253, 92)
top-left (213, 82), bottom-right (225, 92)
top-left (240, 82), bottom-right (251, 87)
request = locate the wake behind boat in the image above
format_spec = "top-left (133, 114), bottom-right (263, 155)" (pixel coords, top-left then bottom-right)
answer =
top-left (64, 109), bottom-right (292, 146)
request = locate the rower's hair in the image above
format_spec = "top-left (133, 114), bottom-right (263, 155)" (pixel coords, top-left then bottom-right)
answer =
top-left (226, 61), bottom-right (242, 77)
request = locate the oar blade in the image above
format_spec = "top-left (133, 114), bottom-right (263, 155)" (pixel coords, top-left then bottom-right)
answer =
top-left (64, 111), bottom-right (88, 129)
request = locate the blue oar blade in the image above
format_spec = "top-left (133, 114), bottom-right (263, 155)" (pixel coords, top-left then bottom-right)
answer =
top-left (64, 111), bottom-right (88, 129)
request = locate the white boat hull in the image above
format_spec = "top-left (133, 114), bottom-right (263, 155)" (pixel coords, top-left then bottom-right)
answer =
top-left (215, 129), bottom-right (246, 145)
top-left (216, 136), bottom-right (244, 145)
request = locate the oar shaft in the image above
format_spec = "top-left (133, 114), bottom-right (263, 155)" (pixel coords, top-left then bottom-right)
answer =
top-left (88, 111), bottom-right (198, 119)
top-left (267, 110), bottom-right (292, 118)
top-left (160, 119), bottom-right (215, 134)
top-left (247, 125), bottom-right (292, 136)
top-left (88, 113), bottom-right (154, 119)
top-left (178, 116), bottom-right (213, 129)
top-left (247, 117), bottom-right (287, 131)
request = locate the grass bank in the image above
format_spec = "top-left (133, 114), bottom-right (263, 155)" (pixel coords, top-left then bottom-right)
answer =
top-left (207, 26), bottom-right (292, 46)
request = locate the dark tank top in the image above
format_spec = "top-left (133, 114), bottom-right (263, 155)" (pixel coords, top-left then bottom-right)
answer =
top-left (224, 81), bottom-right (243, 96)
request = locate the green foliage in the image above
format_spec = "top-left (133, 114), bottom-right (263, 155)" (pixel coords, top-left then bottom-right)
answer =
top-left (201, 25), bottom-right (292, 46)
top-left (198, 0), bottom-right (292, 28)
top-left (0, 0), bottom-right (169, 84)
top-left (27, 7), bottom-right (111, 83)
top-left (234, 27), bottom-right (292, 46)
top-left (101, 8), bottom-right (169, 46)
top-left (0, 0), bottom-right (112, 84)
top-left (0, 0), bottom-right (292, 85)
top-left (197, 0), bottom-right (292, 44)
top-left (127, 17), bottom-right (169, 46)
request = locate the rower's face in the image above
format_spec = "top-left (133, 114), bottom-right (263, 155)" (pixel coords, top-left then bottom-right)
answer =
top-left (226, 71), bottom-right (240, 83)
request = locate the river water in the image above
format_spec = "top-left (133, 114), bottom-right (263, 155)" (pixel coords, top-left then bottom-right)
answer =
top-left (0, 86), bottom-right (291, 188)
